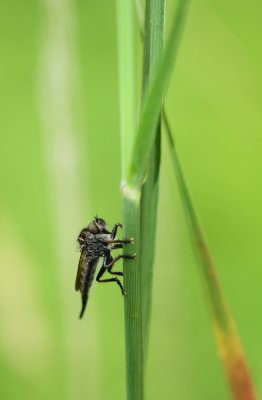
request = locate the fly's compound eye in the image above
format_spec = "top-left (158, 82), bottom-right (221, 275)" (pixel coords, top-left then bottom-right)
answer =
top-left (87, 221), bottom-right (99, 234)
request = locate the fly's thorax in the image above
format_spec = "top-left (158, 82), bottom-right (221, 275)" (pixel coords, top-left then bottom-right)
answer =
top-left (78, 217), bottom-right (110, 250)
top-left (96, 233), bottom-right (111, 241)
top-left (84, 233), bottom-right (111, 258)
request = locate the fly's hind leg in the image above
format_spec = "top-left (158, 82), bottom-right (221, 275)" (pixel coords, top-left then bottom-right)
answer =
top-left (106, 254), bottom-right (135, 277)
top-left (96, 252), bottom-right (136, 296)
top-left (96, 263), bottom-right (126, 296)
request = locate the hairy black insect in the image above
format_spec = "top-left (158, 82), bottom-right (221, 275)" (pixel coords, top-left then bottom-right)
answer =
top-left (75, 216), bottom-right (135, 319)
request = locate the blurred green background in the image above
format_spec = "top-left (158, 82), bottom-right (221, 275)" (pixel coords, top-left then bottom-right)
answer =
top-left (0, 0), bottom-right (261, 399)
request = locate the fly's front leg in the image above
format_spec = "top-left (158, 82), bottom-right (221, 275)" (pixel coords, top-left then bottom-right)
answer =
top-left (110, 223), bottom-right (122, 239)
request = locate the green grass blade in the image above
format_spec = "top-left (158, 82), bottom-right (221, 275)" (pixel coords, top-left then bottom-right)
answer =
top-left (118, 1), bottom-right (189, 398)
top-left (122, 199), bottom-right (143, 400)
top-left (118, 2), bottom-right (189, 398)
top-left (140, 0), bottom-right (165, 354)
top-left (117, 0), bottom-right (137, 182)
top-left (126, 0), bottom-right (190, 191)
top-left (117, 2), bottom-right (143, 400)
top-left (164, 112), bottom-right (257, 400)
top-left (141, 0), bottom-right (165, 89)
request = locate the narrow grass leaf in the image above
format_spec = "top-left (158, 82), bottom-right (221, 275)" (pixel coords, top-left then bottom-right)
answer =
top-left (122, 199), bottom-right (143, 400)
top-left (127, 0), bottom-right (190, 190)
top-left (117, 0), bottom-right (137, 181)
top-left (140, 0), bottom-right (165, 354)
top-left (116, 1), bottom-right (143, 399)
top-left (164, 113), bottom-right (257, 400)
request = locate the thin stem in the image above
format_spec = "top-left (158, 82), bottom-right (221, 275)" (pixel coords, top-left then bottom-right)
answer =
top-left (127, 0), bottom-right (190, 189)
top-left (117, 1), bottom-right (143, 399)
top-left (140, 0), bottom-right (165, 355)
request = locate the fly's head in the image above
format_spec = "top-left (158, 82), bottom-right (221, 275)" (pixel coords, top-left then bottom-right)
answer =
top-left (91, 216), bottom-right (109, 234)
top-left (77, 216), bottom-right (109, 249)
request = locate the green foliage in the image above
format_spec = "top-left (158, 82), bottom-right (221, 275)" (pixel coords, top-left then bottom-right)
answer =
top-left (164, 113), bottom-right (257, 399)
top-left (140, 0), bottom-right (164, 356)
top-left (127, 0), bottom-right (189, 189)
top-left (119, 0), bottom-right (256, 398)
top-left (118, 0), bottom-right (190, 398)
top-left (0, 1), bottom-right (262, 400)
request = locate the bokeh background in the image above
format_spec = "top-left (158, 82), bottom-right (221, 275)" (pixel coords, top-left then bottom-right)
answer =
top-left (0, 0), bottom-right (262, 399)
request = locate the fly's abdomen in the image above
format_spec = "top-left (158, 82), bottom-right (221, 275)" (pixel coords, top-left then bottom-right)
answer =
top-left (76, 250), bottom-right (99, 318)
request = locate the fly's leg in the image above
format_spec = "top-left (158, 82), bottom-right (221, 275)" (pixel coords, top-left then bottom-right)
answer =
top-left (110, 223), bottom-right (122, 239)
top-left (104, 238), bottom-right (134, 245)
top-left (96, 264), bottom-right (126, 296)
top-left (106, 254), bottom-right (136, 277)
top-left (104, 243), bottom-right (131, 252)
top-left (110, 244), bottom-right (123, 250)
top-left (96, 253), bottom-right (135, 295)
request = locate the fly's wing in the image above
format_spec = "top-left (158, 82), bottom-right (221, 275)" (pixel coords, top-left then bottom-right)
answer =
top-left (75, 250), bottom-right (87, 291)
top-left (75, 250), bottom-right (99, 318)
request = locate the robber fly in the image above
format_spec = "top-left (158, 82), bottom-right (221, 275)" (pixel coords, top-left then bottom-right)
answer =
top-left (75, 216), bottom-right (135, 319)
